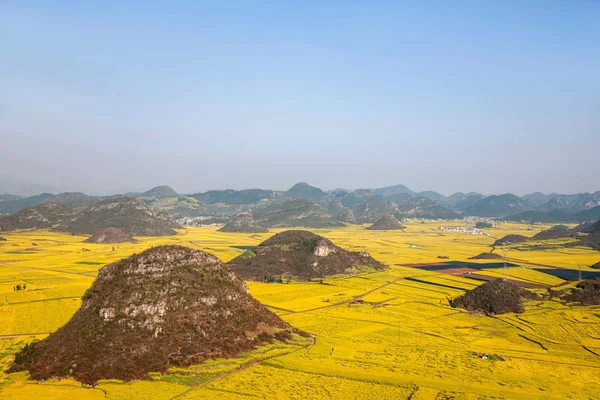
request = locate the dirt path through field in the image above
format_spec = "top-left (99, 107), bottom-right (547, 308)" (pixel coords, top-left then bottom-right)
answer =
top-left (168, 334), bottom-right (316, 400)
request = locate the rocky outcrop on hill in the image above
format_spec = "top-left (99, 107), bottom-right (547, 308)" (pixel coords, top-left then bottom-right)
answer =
top-left (450, 279), bottom-right (536, 315)
top-left (227, 230), bottom-right (385, 281)
top-left (492, 234), bottom-right (529, 246)
top-left (9, 246), bottom-right (295, 384)
top-left (84, 228), bottom-right (137, 244)
top-left (367, 215), bottom-right (405, 230)
top-left (218, 211), bottom-right (268, 233)
top-left (0, 203), bottom-right (76, 232)
top-left (327, 199), bottom-right (356, 223)
top-left (58, 196), bottom-right (180, 236)
top-left (252, 198), bottom-right (344, 228)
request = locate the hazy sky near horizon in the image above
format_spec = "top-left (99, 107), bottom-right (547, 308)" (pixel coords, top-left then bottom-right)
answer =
top-left (1, 1), bottom-right (599, 196)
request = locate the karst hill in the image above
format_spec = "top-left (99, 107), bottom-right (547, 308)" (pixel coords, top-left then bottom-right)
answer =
top-left (58, 196), bottom-right (181, 236)
top-left (9, 245), bottom-right (296, 384)
top-left (227, 230), bottom-right (385, 281)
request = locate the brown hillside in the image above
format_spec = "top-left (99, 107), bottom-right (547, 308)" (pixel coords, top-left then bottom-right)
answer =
top-left (562, 279), bottom-right (600, 305)
top-left (468, 252), bottom-right (504, 260)
top-left (58, 196), bottom-right (180, 236)
top-left (84, 228), bottom-right (137, 244)
top-left (227, 230), bottom-right (385, 281)
top-left (450, 279), bottom-right (537, 315)
top-left (9, 246), bottom-right (295, 384)
top-left (492, 234), bottom-right (529, 246)
top-left (367, 215), bottom-right (405, 230)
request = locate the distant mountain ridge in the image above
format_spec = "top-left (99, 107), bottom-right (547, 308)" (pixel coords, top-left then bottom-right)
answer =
top-left (1, 183), bottom-right (599, 222)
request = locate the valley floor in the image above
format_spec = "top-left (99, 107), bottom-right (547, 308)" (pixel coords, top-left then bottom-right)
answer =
top-left (0, 222), bottom-right (599, 399)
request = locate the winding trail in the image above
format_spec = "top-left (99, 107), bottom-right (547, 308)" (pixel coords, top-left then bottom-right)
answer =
top-left (168, 334), bottom-right (316, 400)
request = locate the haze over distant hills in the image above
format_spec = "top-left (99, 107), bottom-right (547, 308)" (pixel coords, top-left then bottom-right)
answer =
top-left (1, 183), bottom-right (599, 228)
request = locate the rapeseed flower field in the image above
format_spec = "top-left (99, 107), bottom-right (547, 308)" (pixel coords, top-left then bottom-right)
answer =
top-left (1, 222), bottom-right (599, 399)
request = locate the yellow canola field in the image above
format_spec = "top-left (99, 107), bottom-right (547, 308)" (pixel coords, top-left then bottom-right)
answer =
top-left (1, 221), bottom-right (599, 399)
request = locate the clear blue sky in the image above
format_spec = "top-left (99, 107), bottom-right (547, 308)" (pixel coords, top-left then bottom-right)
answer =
top-left (1, 1), bottom-right (598, 195)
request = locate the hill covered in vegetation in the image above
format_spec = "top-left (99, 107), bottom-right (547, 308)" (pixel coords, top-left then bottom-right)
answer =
top-left (9, 246), bottom-right (295, 384)
top-left (58, 196), bottom-right (180, 236)
top-left (228, 230), bottom-right (384, 281)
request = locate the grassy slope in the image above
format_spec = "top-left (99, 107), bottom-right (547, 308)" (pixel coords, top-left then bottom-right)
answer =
top-left (0, 222), bottom-right (599, 399)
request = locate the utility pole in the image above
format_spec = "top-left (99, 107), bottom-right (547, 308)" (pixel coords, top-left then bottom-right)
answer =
top-left (503, 247), bottom-right (508, 280)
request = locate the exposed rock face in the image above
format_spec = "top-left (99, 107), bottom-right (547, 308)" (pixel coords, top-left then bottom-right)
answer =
top-left (0, 203), bottom-right (76, 233)
top-left (58, 196), bottom-right (181, 236)
top-left (84, 228), bottom-right (137, 244)
top-left (140, 185), bottom-right (179, 199)
top-left (328, 199), bottom-right (356, 223)
top-left (450, 279), bottom-right (536, 315)
top-left (367, 215), bottom-right (405, 230)
top-left (227, 230), bottom-right (385, 281)
top-left (492, 234), bottom-right (529, 246)
top-left (9, 246), bottom-right (294, 384)
top-left (218, 211), bottom-right (268, 233)
top-left (252, 198), bottom-right (344, 228)
top-left (468, 252), bottom-right (503, 260)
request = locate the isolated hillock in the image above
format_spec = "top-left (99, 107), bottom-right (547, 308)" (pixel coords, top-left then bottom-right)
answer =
top-left (0, 203), bottom-right (76, 233)
top-left (562, 279), bottom-right (600, 305)
top-left (468, 252), bottom-right (503, 260)
top-left (41, 192), bottom-right (98, 209)
top-left (252, 198), bottom-right (343, 228)
top-left (492, 234), bottom-right (529, 246)
top-left (9, 246), bottom-right (295, 384)
top-left (367, 215), bottom-right (405, 230)
top-left (450, 279), bottom-right (536, 315)
top-left (284, 182), bottom-right (326, 202)
top-left (218, 211), bottom-right (267, 233)
top-left (591, 262), bottom-right (600, 270)
top-left (84, 228), bottom-right (137, 244)
top-left (140, 185), bottom-right (179, 199)
top-left (475, 222), bottom-right (492, 229)
top-left (0, 236), bottom-right (6, 241)
top-left (58, 196), bottom-right (181, 236)
top-left (227, 230), bottom-right (385, 281)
